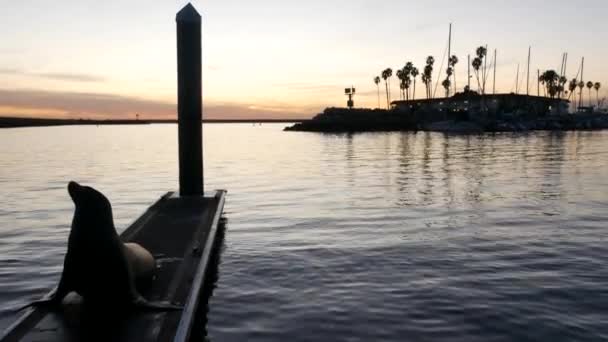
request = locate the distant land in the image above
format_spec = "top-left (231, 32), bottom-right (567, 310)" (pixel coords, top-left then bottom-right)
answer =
top-left (0, 117), bottom-right (305, 128)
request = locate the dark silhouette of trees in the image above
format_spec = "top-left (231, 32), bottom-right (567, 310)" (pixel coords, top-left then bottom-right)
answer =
top-left (540, 70), bottom-right (559, 98)
top-left (594, 82), bottom-right (602, 107)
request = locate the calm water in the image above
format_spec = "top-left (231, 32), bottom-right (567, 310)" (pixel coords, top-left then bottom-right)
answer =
top-left (1, 124), bottom-right (607, 341)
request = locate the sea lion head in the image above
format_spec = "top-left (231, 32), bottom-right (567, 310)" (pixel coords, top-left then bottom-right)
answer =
top-left (68, 181), bottom-right (115, 233)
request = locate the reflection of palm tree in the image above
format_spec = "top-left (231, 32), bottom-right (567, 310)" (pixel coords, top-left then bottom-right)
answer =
top-left (382, 68), bottom-right (393, 109)
top-left (586, 81), bottom-right (594, 107)
top-left (374, 76), bottom-right (381, 109)
top-left (411, 67), bottom-right (419, 100)
top-left (594, 82), bottom-right (601, 107)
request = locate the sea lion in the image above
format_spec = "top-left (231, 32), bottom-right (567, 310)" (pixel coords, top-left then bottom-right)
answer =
top-left (26, 181), bottom-right (179, 311)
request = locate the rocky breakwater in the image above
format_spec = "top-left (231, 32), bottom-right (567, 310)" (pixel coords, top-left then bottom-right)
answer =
top-left (285, 107), bottom-right (608, 133)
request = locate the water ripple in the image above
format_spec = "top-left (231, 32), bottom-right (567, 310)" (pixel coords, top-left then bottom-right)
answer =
top-left (1, 126), bottom-right (607, 341)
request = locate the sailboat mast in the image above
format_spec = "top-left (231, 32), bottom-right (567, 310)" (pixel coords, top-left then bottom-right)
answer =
top-left (537, 69), bottom-right (540, 96)
top-left (579, 57), bottom-right (584, 109)
top-left (526, 46), bottom-right (531, 96)
top-left (516, 63), bottom-right (520, 94)
top-left (447, 23), bottom-right (452, 97)
top-left (467, 54), bottom-right (471, 90)
top-left (558, 52), bottom-right (568, 99)
top-left (493, 49), bottom-right (497, 94)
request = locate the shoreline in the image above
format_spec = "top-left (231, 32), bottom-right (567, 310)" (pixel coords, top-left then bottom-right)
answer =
top-left (0, 117), bottom-right (304, 128)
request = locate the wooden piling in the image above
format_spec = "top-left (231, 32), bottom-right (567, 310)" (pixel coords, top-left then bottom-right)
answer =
top-left (177, 3), bottom-right (203, 196)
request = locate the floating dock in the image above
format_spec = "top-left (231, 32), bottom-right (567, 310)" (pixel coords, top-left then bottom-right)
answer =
top-left (1, 190), bottom-right (226, 342)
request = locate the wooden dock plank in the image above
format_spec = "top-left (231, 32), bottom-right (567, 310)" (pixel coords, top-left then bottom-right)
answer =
top-left (1, 190), bottom-right (226, 342)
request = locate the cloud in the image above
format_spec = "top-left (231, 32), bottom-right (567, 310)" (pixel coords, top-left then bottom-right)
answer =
top-left (34, 72), bottom-right (106, 82)
top-left (0, 89), bottom-right (311, 120)
top-left (0, 68), bottom-right (20, 74)
top-left (271, 82), bottom-right (342, 92)
top-left (0, 68), bottom-right (105, 83)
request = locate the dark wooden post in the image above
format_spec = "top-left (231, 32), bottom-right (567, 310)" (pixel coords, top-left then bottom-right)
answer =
top-left (176, 3), bottom-right (203, 196)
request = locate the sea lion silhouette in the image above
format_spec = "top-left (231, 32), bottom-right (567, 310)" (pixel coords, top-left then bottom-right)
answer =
top-left (25, 181), bottom-right (180, 311)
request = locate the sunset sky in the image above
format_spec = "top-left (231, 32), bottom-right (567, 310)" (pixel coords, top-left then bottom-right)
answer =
top-left (1, 0), bottom-right (607, 120)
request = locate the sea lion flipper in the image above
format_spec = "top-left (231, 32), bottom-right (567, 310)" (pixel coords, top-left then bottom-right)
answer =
top-left (133, 297), bottom-right (182, 311)
top-left (16, 296), bottom-right (62, 312)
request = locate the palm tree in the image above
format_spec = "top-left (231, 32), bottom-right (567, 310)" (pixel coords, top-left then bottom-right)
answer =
top-left (558, 76), bottom-right (567, 99)
top-left (374, 76), bottom-right (381, 109)
top-left (403, 62), bottom-right (414, 100)
top-left (586, 81), bottom-right (594, 107)
top-left (578, 81), bottom-right (585, 109)
top-left (568, 78), bottom-right (578, 111)
top-left (446, 55), bottom-right (458, 96)
top-left (594, 82), bottom-right (601, 106)
top-left (539, 73), bottom-right (546, 96)
top-left (399, 82), bottom-right (407, 102)
top-left (540, 70), bottom-right (559, 98)
top-left (441, 79), bottom-right (451, 98)
top-left (423, 56), bottom-right (435, 99)
top-left (382, 68), bottom-right (393, 109)
top-left (396, 69), bottom-right (404, 100)
top-left (411, 67), bottom-right (419, 100)
top-left (472, 57), bottom-right (483, 94)
top-left (474, 46), bottom-right (488, 94)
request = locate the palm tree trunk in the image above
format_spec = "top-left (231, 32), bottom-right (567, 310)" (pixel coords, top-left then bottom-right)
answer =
top-left (597, 90), bottom-right (600, 107)
top-left (589, 89), bottom-right (592, 107)
top-left (385, 81), bottom-right (389, 109)
top-left (453, 68), bottom-right (457, 96)
top-left (413, 79), bottom-right (417, 100)
top-left (572, 93), bottom-right (575, 112)
top-left (388, 81), bottom-right (392, 107)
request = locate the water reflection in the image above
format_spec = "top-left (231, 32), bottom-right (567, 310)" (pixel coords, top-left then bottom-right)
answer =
top-left (193, 217), bottom-right (227, 342)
